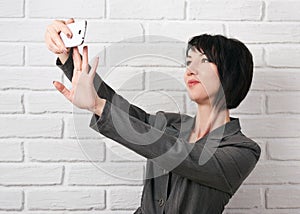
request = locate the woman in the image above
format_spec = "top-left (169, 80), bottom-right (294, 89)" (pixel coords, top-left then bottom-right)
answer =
top-left (45, 19), bottom-right (261, 214)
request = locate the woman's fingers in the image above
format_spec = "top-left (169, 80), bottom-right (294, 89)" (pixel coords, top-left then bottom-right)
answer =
top-left (73, 45), bottom-right (96, 77)
top-left (45, 19), bottom-right (72, 54)
top-left (82, 46), bottom-right (89, 73)
top-left (73, 47), bottom-right (82, 71)
top-left (89, 57), bottom-right (99, 79)
top-left (50, 37), bottom-right (64, 54)
top-left (45, 32), bottom-right (61, 54)
top-left (53, 81), bottom-right (71, 102)
top-left (48, 28), bottom-right (68, 53)
top-left (66, 18), bottom-right (75, 25)
top-left (52, 20), bottom-right (73, 38)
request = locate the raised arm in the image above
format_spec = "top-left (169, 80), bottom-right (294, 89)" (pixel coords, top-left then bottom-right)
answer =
top-left (44, 18), bottom-right (152, 124)
top-left (90, 100), bottom-right (261, 196)
top-left (56, 47), bottom-right (151, 123)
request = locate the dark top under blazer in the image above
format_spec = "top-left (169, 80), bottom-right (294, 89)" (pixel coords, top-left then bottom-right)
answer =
top-left (56, 49), bottom-right (261, 214)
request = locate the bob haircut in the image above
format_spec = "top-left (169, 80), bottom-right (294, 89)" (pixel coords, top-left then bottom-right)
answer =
top-left (186, 34), bottom-right (254, 111)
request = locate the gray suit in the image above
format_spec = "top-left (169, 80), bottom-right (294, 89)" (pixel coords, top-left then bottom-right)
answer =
top-left (56, 48), bottom-right (261, 214)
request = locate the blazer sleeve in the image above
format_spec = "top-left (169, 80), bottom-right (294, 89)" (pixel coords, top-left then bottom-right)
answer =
top-left (56, 48), bottom-right (151, 124)
top-left (89, 100), bottom-right (261, 196)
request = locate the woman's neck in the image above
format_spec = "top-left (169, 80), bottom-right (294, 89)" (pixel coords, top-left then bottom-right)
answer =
top-left (193, 104), bottom-right (230, 139)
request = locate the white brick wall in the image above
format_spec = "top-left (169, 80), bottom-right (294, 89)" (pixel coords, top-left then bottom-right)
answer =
top-left (188, 0), bottom-right (263, 21)
top-left (0, 0), bottom-right (299, 213)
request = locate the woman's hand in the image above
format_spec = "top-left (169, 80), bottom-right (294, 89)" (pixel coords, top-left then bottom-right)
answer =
top-left (52, 46), bottom-right (106, 115)
top-left (45, 18), bottom-right (74, 55)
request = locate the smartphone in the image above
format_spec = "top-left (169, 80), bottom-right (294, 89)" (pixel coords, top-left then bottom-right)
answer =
top-left (60, 20), bottom-right (87, 48)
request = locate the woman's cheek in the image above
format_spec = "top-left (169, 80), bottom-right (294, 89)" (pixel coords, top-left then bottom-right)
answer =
top-left (200, 74), bottom-right (220, 98)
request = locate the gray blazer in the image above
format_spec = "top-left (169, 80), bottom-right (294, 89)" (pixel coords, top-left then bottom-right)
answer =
top-left (56, 48), bottom-right (261, 214)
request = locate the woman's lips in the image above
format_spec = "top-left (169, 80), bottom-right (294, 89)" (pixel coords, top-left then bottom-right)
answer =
top-left (187, 80), bottom-right (200, 87)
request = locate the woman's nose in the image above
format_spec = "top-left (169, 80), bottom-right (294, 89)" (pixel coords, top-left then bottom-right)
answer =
top-left (186, 67), bottom-right (197, 76)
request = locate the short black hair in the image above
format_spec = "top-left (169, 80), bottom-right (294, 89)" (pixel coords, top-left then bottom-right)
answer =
top-left (186, 34), bottom-right (254, 110)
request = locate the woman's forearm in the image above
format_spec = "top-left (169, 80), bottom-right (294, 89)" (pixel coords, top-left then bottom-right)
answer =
top-left (91, 98), bottom-right (107, 117)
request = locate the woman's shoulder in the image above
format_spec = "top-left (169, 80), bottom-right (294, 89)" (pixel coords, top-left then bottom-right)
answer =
top-left (222, 131), bottom-right (262, 161)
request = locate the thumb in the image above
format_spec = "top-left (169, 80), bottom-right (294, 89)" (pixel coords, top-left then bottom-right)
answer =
top-left (53, 81), bottom-right (71, 102)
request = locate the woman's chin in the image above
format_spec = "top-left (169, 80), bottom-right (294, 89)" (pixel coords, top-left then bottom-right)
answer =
top-left (188, 92), bottom-right (204, 100)
top-left (188, 94), bottom-right (210, 105)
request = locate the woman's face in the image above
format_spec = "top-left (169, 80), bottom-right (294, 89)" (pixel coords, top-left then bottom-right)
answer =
top-left (184, 46), bottom-right (221, 105)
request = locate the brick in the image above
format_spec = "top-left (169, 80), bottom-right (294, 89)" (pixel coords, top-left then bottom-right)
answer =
top-left (119, 90), bottom-right (185, 114)
top-left (106, 43), bottom-right (186, 67)
top-left (189, 0), bottom-right (262, 20)
top-left (0, 20), bottom-right (49, 42)
top-left (64, 114), bottom-right (103, 139)
top-left (0, 45), bottom-right (23, 66)
top-left (109, 187), bottom-right (142, 210)
top-left (27, 189), bottom-right (105, 210)
top-left (247, 45), bottom-right (264, 67)
top-left (28, 0), bottom-right (104, 18)
top-left (228, 23), bottom-right (300, 43)
top-left (267, 139), bottom-right (300, 161)
top-left (0, 92), bottom-right (23, 113)
top-left (0, 0), bottom-right (23, 17)
top-left (0, 115), bottom-right (62, 138)
top-left (266, 0), bottom-right (300, 21)
top-left (68, 163), bottom-right (144, 185)
top-left (27, 44), bottom-right (58, 66)
top-left (244, 162), bottom-right (300, 184)
top-left (0, 141), bottom-right (23, 162)
top-left (109, 0), bottom-right (184, 20)
top-left (225, 186), bottom-right (262, 209)
top-left (0, 190), bottom-right (23, 210)
top-left (19, 209), bottom-right (132, 214)
top-left (0, 212), bottom-right (145, 214)
top-left (0, 165), bottom-right (62, 185)
top-left (267, 186), bottom-right (300, 208)
top-left (25, 91), bottom-right (73, 113)
top-left (240, 116), bottom-right (300, 138)
top-left (85, 21), bottom-right (144, 43)
top-left (102, 67), bottom-right (144, 90)
top-left (254, 139), bottom-right (267, 161)
top-left (105, 138), bottom-right (146, 162)
top-left (147, 22), bottom-right (223, 43)
top-left (252, 68), bottom-right (300, 91)
top-left (0, 67), bottom-right (62, 90)
top-left (147, 68), bottom-right (185, 91)
top-left (229, 92), bottom-right (263, 114)
top-left (20, 212), bottom-right (132, 214)
top-left (266, 45), bottom-right (300, 67)
top-left (267, 92), bottom-right (300, 114)
top-left (26, 139), bottom-right (105, 162)
top-left (0, 212), bottom-right (133, 214)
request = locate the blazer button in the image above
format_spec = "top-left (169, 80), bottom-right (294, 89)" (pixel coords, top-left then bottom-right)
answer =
top-left (158, 198), bottom-right (164, 207)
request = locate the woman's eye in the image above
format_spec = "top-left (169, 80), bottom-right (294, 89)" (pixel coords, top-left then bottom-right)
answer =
top-left (201, 58), bottom-right (209, 63)
top-left (186, 61), bottom-right (191, 66)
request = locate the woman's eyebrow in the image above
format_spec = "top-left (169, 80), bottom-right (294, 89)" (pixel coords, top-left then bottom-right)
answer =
top-left (186, 52), bottom-right (204, 58)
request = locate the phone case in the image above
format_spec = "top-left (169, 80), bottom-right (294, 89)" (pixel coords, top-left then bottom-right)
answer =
top-left (60, 20), bottom-right (87, 48)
